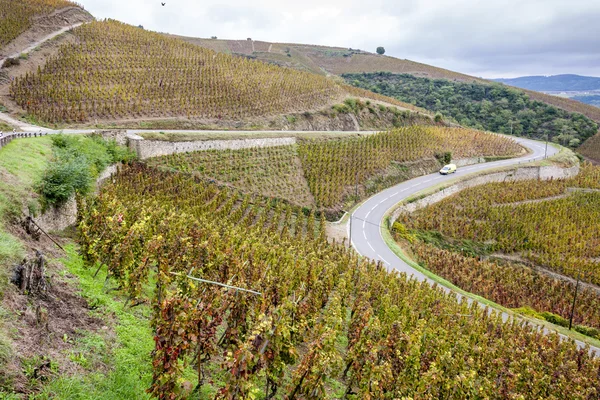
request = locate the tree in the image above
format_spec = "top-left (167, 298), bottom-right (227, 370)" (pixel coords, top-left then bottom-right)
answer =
top-left (376, 47), bottom-right (385, 55)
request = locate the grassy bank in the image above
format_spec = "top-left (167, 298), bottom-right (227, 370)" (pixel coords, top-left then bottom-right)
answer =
top-left (33, 245), bottom-right (154, 400)
top-left (0, 137), bottom-right (53, 268)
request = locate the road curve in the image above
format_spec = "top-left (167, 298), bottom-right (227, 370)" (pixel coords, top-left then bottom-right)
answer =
top-left (350, 137), bottom-right (600, 353)
top-left (351, 137), bottom-right (557, 277)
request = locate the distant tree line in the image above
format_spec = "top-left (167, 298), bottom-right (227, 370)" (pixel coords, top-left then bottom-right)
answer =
top-left (344, 72), bottom-right (599, 147)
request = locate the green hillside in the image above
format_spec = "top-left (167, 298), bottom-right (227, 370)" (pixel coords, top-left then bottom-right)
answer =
top-left (345, 72), bottom-right (598, 147)
top-left (175, 36), bottom-right (600, 125)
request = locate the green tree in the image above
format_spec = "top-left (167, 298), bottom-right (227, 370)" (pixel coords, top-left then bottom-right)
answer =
top-left (376, 47), bottom-right (385, 55)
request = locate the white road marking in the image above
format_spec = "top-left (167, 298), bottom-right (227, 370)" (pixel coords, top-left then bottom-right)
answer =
top-left (368, 242), bottom-right (375, 252)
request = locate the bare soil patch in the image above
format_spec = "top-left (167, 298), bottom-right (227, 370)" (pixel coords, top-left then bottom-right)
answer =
top-left (1, 222), bottom-right (104, 395)
top-left (0, 7), bottom-right (92, 59)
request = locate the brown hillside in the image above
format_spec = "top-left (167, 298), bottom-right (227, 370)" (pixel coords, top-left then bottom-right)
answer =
top-left (0, 1), bottom-right (91, 54)
top-left (174, 36), bottom-right (600, 124)
top-left (579, 131), bottom-right (600, 163)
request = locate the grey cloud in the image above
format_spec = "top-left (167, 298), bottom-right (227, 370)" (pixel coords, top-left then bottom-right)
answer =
top-left (79, 0), bottom-right (600, 78)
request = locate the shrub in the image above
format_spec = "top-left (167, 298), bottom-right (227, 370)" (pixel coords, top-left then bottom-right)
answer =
top-left (38, 134), bottom-right (136, 207)
top-left (37, 155), bottom-right (93, 207)
top-left (575, 325), bottom-right (600, 339)
top-left (434, 152), bottom-right (452, 165)
top-left (539, 311), bottom-right (570, 328)
top-left (3, 58), bottom-right (20, 68)
top-left (376, 46), bottom-right (385, 55)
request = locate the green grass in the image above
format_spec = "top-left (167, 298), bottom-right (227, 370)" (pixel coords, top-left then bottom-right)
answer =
top-left (0, 137), bottom-right (53, 279)
top-left (0, 122), bottom-right (14, 131)
top-left (33, 245), bottom-right (154, 400)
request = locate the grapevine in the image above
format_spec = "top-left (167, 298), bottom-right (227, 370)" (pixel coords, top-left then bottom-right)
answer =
top-left (78, 163), bottom-right (600, 398)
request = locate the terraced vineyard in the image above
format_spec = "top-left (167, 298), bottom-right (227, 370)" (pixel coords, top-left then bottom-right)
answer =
top-left (395, 164), bottom-right (600, 334)
top-left (148, 145), bottom-right (315, 207)
top-left (0, 0), bottom-right (77, 48)
top-left (579, 131), bottom-right (600, 162)
top-left (9, 20), bottom-right (346, 123)
top-left (77, 163), bottom-right (600, 399)
top-left (148, 127), bottom-right (521, 212)
top-left (299, 126), bottom-right (522, 208)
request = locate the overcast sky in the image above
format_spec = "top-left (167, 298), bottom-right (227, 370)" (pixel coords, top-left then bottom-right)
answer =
top-left (79, 0), bottom-right (600, 79)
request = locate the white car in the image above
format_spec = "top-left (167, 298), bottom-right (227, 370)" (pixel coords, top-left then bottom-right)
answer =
top-left (439, 164), bottom-right (457, 175)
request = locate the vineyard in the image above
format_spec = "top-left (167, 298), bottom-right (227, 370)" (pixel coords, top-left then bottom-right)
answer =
top-left (412, 243), bottom-right (600, 332)
top-left (76, 163), bottom-right (600, 399)
top-left (9, 20), bottom-right (349, 124)
top-left (579, 131), bottom-right (600, 162)
top-left (298, 126), bottom-right (522, 209)
top-left (396, 163), bottom-right (600, 285)
top-left (148, 145), bottom-right (315, 207)
top-left (147, 127), bottom-right (521, 212)
top-left (394, 164), bottom-right (600, 332)
top-left (0, 0), bottom-right (77, 48)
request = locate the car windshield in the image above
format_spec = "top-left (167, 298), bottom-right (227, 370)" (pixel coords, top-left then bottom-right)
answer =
top-left (442, 167), bottom-right (449, 171)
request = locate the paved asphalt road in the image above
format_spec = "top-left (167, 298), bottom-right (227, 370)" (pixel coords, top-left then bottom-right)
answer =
top-left (351, 136), bottom-right (557, 278)
top-left (349, 137), bottom-right (600, 353)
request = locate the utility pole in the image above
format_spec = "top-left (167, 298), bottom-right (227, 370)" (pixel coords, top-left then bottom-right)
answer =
top-left (545, 133), bottom-right (549, 159)
top-left (569, 274), bottom-right (581, 330)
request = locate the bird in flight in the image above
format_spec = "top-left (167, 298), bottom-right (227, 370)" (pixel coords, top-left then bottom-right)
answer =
top-left (161, 2), bottom-right (166, 5)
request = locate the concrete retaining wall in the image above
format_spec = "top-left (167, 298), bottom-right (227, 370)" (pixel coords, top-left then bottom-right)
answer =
top-left (391, 163), bottom-right (580, 222)
top-left (127, 134), bottom-right (297, 160)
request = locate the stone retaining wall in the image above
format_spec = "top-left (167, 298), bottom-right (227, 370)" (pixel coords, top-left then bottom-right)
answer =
top-left (391, 163), bottom-right (580, 222)
top-left (127, 134), bottom-right (297, 159)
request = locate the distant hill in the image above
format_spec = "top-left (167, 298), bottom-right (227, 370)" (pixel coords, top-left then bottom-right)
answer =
top-left (169, 35), bottom-right (486, 83)
top-left (346, 72), bottom-right (599, 147)
top-left (494, 74), bottom-right (600, 92)
top-left (173, 36), bottom-right (600, 124)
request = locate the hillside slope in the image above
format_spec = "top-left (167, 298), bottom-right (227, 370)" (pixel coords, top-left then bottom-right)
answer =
top-left (6, 20), bottom-right (427, 128)
top-left (345, 72), bottom-right (599, 147)
top-left (173, 35), bottom-right (486, 82)
top-left (176, 36), bottom-right (600, 124)
top-left (0, 0), bottom-right (90, 54)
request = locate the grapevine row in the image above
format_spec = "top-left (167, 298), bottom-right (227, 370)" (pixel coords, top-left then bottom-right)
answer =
top-left (10, 20), bottom-right (344, 123)
top-left (78, 163), bottom-right (600, 399)
top-left (397, 163), bottom-right (600, 285)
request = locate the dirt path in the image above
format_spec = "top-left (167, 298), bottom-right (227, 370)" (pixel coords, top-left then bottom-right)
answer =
top-left (0, 23), bottom-right (84, 68)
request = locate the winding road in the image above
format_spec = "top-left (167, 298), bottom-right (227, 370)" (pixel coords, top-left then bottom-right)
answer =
top-left (350, 137), bottom-right (600, 353)
top-left (351, 137), bottom-right (557, 278)
top-left (2, 22), bottom-right (597, 353)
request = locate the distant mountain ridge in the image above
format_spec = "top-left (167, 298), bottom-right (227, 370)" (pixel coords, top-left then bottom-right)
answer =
top-left (493, 74), bottom-right (600, 92)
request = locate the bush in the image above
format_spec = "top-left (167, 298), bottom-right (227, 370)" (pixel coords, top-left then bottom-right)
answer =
top-left (435, 152), bottom-right (452, 165)
top-left (37, 156), bottom-right (93, 207)
top-left (539, 311), bottom-right (570, 328)
top-left (38, 134), bottom-right (136, 208)
top-left (3, 58), bottom-right (20, 67)
top-left (575, 325), bottom-right (600, 339)
top-left (376, 46), bottom-right (385, 55)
